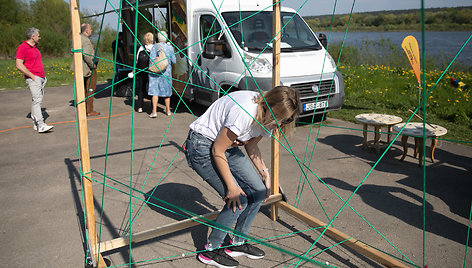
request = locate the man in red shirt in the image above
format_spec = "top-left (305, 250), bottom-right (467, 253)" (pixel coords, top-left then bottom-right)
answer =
top-left (16, 27), bottom-right (53, 133)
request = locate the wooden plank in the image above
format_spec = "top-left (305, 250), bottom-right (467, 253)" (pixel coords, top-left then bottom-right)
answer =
top-left (277, 202), bottom-right (408, 268)
top-left (270, 0), bottom-right (281, 222)
top-left (69, 1), bottom-right (106, 267)
top-left (96, 194), bottom-right (283, 253)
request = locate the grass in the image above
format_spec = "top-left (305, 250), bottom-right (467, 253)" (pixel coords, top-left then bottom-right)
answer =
top-left (0, 54), bottom-right (114, 90)
top-left (1, 49), bottom-right (471, 145)
top-left (328, 64), bottom-right (472, 145)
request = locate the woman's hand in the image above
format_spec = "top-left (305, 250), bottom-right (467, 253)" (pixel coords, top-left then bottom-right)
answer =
top-left (262, 173), bottom-right (271, 201)
top-left (223, 186), bottom-right (247, 212)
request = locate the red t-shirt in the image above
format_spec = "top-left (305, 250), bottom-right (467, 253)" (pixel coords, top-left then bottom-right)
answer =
top-left (16, 41), bottom-right (45, 79)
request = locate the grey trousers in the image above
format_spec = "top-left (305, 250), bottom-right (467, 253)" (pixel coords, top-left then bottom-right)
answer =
top-left (26, 77), bottom-right (47, 126)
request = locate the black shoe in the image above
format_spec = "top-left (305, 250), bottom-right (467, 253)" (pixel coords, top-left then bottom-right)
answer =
top-left (198, 248), bottom-right (239, 268)
top-left (225, 243), bottom-right (265, 259)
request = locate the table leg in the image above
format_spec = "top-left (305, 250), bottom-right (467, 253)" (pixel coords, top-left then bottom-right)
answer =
top-left (430, 137), bottom-right (438, 163)
top-left (400, 135), bottom-right (408, 161)
top-left (415, 137), bottom-right (424, 166)
top-left (413, 137), bottom-right (419, 158)
top-left (362, 124), bottom-right (368, 147)
top-left (387, 125), bottom-right (392, 144)
top-left (374, 126), bottom-right (381, 153)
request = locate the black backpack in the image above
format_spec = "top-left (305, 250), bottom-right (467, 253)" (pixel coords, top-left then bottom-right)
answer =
top-left (136, 49), bottom-right (150, 70)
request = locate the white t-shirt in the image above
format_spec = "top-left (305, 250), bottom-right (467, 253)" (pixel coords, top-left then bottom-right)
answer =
top-left (190, 91), bottom-right (271, 142)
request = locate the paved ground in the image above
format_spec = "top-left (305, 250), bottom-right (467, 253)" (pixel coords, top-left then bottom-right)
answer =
top-left (1, 84), bottom-right (471, 267)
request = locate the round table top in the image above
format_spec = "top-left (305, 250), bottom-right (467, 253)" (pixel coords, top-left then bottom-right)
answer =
top-left (393, 122), bottom-right (447, 137)
top-left (355, 113), bottom-right (403, 126)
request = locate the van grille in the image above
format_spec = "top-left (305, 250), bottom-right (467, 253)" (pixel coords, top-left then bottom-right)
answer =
top-left (291, 80), bottom-right (336, 102)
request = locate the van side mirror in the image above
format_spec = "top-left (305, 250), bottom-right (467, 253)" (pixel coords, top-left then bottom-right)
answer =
top-left (203, 36), bottom-right (224, 59)
top-left (318, 33), bottom-right (327, 48)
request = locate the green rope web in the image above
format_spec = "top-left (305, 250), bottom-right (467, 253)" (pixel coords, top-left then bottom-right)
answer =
top-left (73, 0), bottom-right (472, 267)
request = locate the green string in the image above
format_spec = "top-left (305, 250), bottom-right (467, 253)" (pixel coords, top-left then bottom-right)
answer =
top-left (84, 171), bottom-right (330, 267)
top-left (464, 199), bottom-right (472, 268)
top-left (75, 0), bottom-right (472, 267)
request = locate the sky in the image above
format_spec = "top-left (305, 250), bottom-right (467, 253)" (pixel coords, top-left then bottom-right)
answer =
top-left (78, 0), bottom-right (472, 28)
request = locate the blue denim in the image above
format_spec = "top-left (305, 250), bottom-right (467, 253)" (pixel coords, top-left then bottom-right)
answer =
top-left (185, 130), bottom-right (266, 249)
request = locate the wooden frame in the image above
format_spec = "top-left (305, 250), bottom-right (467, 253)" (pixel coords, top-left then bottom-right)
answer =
top-left (71, 1), bottom-right (407, 267)
top-left (69, 0), bottom-right (106, 266)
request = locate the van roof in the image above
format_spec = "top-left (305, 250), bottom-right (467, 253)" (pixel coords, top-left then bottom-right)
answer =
top-left (188, 0), bottom-right (296, 14)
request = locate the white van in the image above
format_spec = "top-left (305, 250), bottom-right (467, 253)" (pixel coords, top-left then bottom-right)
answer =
top-left (121, 0), bottom-right (345, 117)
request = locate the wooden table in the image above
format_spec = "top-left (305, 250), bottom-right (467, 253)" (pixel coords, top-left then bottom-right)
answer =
top-left (355, 113), bottom-right (403, 153)
top-left (393, 122), bottom-right (447, 166)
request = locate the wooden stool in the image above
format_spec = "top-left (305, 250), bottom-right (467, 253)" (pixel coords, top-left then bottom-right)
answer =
top-left (393, 122), bottom-right (447, 166)
top-left (355, 113), bottom-right (403, 153)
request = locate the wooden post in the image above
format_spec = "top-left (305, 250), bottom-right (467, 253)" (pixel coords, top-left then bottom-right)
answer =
top-left (96, 194), bottom-right (283, 253)
top-left (278, 202), bottom-right (409, 268)
top-left (69, 0), bottom-right (106, 267)
top-left (270, 0), bottom-right (281, 221)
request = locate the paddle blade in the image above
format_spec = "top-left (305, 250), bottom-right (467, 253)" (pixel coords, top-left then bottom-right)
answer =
top-left (401, 35), bottom-right (421, 84)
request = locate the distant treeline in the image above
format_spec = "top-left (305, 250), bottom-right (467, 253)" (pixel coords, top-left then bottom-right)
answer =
top-left (1, 0), bottom-right (471, 58)
top-left (0, 0), bottom-right (116, 59)
top-left (304, 6), bottom-right (472, 32)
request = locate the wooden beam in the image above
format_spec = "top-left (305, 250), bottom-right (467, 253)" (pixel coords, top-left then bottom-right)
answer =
top-left (277, 202), bottom-right (408, 268)
top-left (270, 0), bottom-right (282, 222)
top-left (69, 0), bottom-right (106, 267)
top-left (96, 194), bottom-right (283, 253)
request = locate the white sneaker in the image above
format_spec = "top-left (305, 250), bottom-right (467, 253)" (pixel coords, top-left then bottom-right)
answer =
top-left (149, 112), bottom-right (157, 118)
top-left (137, 108), bottom-right (143, 113)
top-left (33, 124), bottom-right (37, 131)
top-left (37, 124), bottom-right (54, 133)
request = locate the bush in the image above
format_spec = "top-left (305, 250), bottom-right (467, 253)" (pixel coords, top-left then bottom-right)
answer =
top-left (37, 28), bottom-right (70, 57)
top-left (0, 24), bottom-right (30, 58)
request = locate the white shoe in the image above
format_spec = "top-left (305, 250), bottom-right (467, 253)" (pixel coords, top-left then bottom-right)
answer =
top-left (149, 112), bottom-right (157, 118)
top-left (33, 124), bottom-right (37, 131)
top-left (37, 124), bottom-right (54, 133)
top-left (137, 108), bottom-right (143, 113)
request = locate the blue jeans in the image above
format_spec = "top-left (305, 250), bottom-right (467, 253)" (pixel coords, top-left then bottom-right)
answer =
top-left (185, 130), bottom-right (266, 249)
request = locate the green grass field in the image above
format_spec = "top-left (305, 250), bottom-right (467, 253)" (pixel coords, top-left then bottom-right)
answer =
top-left (0, 55), bottom-right (114, 89)
top-left (1, 54), bottom-right (470, 144)
top-left (328, 64), bottom-right (472, 145)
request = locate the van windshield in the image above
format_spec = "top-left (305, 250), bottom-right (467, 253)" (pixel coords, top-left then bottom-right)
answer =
top-left (222, 11), bottom-right (322, 52)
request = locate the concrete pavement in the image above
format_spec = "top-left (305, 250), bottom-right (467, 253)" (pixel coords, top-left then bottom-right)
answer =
top-left (0, 84), bottom-right (471, 267)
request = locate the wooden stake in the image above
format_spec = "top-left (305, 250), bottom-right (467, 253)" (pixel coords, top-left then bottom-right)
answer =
top-left (96, 194), bottom-right (283, 253)
top-left (408, 109), bottom-right (436, 129)
top-left (278, 202), bottom-right (408, 268)
top-left (270, 0), bottom-right (281, 222)
top-left (69, 0), bottom-right (106, 266)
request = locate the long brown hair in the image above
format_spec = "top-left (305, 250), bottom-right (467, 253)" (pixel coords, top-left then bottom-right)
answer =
top-left (254, 86), bottom-right (301, 137)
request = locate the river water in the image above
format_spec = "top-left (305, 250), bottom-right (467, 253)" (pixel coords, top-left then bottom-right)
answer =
top-left (325, 31), bottom-right (472, 66)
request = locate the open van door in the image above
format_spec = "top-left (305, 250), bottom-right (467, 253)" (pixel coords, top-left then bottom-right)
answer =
top-left (190, 12), bottom-right (233, 106)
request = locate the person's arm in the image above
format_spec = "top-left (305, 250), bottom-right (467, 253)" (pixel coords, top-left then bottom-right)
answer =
top-left (212, 127), bottom-right (247, 212)
top-left (118, 47), bottom-right (126, 63)
top-left (15, 58), bottom-right (36, 80)
top-left (169, 45), bottom-right (176, 64)
top-left (244, 136), bottom-right (271, 200)
top-left (82, 38), bottom-right (96, 70)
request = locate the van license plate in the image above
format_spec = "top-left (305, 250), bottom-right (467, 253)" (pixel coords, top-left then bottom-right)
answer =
top-left (303, 101), bottom-right (327, 111)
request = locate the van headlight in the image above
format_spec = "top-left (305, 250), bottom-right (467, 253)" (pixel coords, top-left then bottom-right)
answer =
top-left (244, 54), bottom-right (271, 73)
top-left (326, 53), bottom-right (337, 69)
